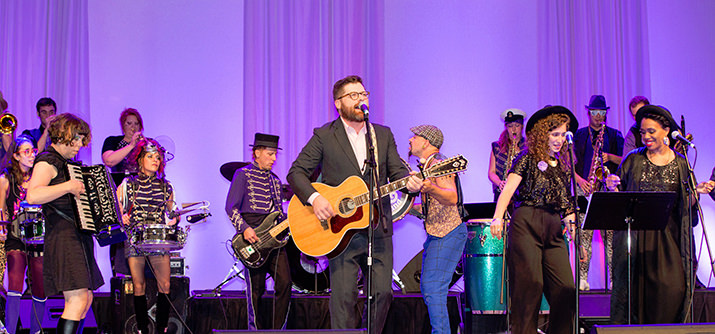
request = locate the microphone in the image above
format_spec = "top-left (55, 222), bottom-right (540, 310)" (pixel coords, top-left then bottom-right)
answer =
top-left (186, 212), bottom-right (211, 223)
top-left (671, 131), bottom-right (695, 149)
top-left (358, 102), bottom-right (369, 117)
top-left (565, 131), bottom-right (574, 145)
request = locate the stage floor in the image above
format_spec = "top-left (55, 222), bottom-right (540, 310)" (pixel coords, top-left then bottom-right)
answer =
top-left (5, 289), bottom-right (715, 333)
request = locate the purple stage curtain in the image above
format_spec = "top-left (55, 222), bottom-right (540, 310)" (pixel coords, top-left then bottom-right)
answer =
top-left (0, 0), bottom-right (91, 161)
top-left (537, 0), bottom-right (651, 131)
top-left (242, 0), bottom-right (385, 177)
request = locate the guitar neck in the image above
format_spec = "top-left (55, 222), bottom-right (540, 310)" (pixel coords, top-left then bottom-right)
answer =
top-left (352, 175), bottom-right (414, 208)
top-left (348, 155), bottom-right (466, 209)
top-left (270, 219), bottom-right (290, 238)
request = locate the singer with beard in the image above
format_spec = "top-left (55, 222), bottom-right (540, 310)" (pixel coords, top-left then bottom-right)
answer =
top-left (225, 133), bottom-right (291, 330)
top-left (116, 138), bottom-right (177, 334)
top-left (408, 124), bottom-right (466, 334)
top-left (287, 75), bottom-right (422, 333)
top-left (490, 106), bottom-right (578, 334)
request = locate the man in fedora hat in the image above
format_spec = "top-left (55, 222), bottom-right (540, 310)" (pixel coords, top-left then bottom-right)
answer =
top-left (225, 132), bottom-right (291, 330)
top-left (573, 94), bottom-right (624, 290)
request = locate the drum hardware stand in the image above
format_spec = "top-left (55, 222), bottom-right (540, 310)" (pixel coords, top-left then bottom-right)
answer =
top-left (212, 259), bottom-right (246, 297)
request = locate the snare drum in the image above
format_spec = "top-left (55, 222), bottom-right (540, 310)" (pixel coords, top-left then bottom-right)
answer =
top-left (464, 219), bottom-right (549, 314)
top-left (17, 202), bottom-right (45, 245)
top-left (130, 224), bottom-right (187, 252)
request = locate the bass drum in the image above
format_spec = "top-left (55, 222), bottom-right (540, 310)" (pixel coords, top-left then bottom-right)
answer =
top-left (390, 158), bottom-right (416, 222)
top-left (286, 237), bottom-right (330, 293)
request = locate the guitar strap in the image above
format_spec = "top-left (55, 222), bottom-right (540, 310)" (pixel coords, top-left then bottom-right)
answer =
top-left (368, 123), bottom-right (380, 181)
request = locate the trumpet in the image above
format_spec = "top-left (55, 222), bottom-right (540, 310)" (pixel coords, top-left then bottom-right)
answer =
top-left (0, 113), bottom-right (17, 135)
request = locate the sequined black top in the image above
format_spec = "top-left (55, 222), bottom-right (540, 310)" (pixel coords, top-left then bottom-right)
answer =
top-left (510, 152), bottom-right (575, 217)
top-left (638, 157), bottom-right (681, 238)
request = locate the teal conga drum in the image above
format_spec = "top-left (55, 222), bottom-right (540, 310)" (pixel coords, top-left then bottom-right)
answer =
top-left (465, 220), bottom-right (508, 313)
top-left (465, 220), bottom-right (550, 314)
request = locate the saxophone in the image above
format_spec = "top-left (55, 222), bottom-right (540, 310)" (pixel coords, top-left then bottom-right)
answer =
top-left (587, 123), bottom-right (608, 193)
top-left (503, 134), bottom-right (519, 182)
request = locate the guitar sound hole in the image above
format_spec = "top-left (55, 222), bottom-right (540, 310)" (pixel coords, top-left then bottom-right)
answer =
top-left (338, 198), bottom-right (356, 215)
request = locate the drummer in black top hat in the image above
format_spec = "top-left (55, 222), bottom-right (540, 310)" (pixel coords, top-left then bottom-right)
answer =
top-left (224, 132), bottom-right (291, 330)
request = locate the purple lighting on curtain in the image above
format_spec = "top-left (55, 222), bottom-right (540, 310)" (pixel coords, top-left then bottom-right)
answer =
top-left (537, 0), bottom-right (651, 132)
top-left (243, 0), bottom-right (385, 179)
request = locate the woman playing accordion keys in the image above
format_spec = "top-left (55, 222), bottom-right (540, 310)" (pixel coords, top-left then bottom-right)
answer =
top-left (116, 138), bottom-right (177, 334)
top-left (1, 137), bottom-right (46, 334)
top-left (26, 113), bottom-right (103, 334)
top-left (490, 106), bottom-right (578, 334)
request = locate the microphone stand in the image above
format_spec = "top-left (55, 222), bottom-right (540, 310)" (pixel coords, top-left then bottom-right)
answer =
top-left (681, 146), bottom-right (699, 323)
top-left (362, 111), bottom-right (384, 334)
top-left (566, 137), bottom-right (581, 334)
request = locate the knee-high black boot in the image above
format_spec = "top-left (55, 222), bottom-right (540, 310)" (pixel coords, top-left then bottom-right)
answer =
top-left (55, 318), bottom-right (80, 334)
top-left (156, 292), bottom-right (171, 333)
top-left (134, 294), bottom-right (149, 333)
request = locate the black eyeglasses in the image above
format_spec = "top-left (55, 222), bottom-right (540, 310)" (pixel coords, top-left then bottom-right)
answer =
top-left (337, 91), bottom-right (370, 101)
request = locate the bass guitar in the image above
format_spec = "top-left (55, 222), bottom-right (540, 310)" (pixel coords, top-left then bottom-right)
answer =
top-left (288, 155), bottom-right (468, 258)
top-left (231, 211), bottom-right (290, 268)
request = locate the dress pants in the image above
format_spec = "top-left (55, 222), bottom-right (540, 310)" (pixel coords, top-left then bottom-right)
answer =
top-left (329, 232), bottom-right (393, 334)
top-left (245, 247), bottom-right (292, 330)
top-left (508, 206), bottom-right (575, 334)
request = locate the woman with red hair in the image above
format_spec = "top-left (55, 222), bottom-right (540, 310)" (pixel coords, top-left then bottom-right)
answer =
top-left (117, 138), bottom-right (177, 333)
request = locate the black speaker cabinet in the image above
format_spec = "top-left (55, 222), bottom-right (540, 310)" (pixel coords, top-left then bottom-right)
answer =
top-left (591, 323), bottom-right (715, 333)
top-left (18, 296), bottom-right (98, 330)
top-left (111, 276), bottom-right (190, 334)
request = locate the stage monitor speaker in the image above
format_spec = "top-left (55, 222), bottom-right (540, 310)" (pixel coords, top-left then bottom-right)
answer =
top-left (19, 296), bottom-right (97, 330)
top-left (212, 330), bottom-right (366, 333)
top-left (111, 276), bottom-right (190, 334)
top-left (397, 250), bottom-right (462, 293)
top-left (591, 323), bottom-right (715, 333)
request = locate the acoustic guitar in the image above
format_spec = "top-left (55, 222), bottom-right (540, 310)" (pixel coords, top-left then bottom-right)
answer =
top-left (288, 155), bottom-right (468, 258)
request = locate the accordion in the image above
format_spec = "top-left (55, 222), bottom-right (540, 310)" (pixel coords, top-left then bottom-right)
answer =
top-left (67, 161), bottom-right (126, 247)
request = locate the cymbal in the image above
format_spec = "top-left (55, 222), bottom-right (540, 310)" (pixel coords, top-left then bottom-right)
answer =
top-left (220, 161), bottom-right (250, 181)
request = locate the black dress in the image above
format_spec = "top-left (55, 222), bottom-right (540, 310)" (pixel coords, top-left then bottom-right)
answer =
top-left (611, 148), bottom-right (692, 324)
top-left (36, 147), bottom-right (104, 295)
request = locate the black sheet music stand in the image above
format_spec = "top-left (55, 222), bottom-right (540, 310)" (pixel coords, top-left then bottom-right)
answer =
top-left (583, 191), bottom-right (676, 324)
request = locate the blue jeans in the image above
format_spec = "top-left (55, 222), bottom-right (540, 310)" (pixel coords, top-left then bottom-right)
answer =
top-left (421, 223), bottom-right (467, 334)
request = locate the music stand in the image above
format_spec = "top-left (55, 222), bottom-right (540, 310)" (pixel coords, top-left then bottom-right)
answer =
top-left (583, 191), bottom-right (675, 324)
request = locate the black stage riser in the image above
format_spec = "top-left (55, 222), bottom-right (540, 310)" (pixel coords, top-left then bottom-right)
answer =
top-left (188, 293), bottom-right (461, 334)
top-left (110, 276), bottom-right (190, 334)
top-left (213, 331), bottom-right (365, 333)
top-left (591, 324), bottom-right (715, 333)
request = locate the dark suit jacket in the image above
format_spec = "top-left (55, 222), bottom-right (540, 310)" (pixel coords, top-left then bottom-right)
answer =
top-left (287, 118), bottom-right (409, 237)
